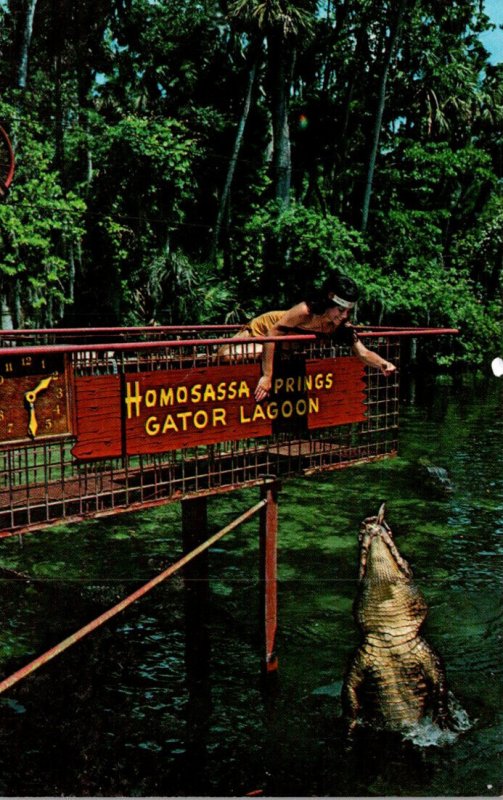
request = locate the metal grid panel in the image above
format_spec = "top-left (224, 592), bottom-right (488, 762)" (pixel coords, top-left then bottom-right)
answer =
top-left (0, 331), bottom-right (399, 536)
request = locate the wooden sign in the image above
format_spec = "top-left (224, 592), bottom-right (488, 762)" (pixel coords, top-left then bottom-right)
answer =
top-left (71, 357), bottom-right (366, 460)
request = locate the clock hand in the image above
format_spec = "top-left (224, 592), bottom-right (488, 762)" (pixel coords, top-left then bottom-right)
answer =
top-left (24, 376), bottom-right (54, 438)
top-left (24, 376), bottom-right (54, 404)
top-left (26, 404), bottom-right (38, 439)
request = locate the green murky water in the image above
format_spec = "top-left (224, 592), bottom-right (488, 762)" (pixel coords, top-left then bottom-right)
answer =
top-left (0, 376), bottom-right (501, 796)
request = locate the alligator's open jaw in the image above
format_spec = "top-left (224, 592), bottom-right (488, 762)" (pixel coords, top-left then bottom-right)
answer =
top-left (358, 504), bottom-right (412, 581)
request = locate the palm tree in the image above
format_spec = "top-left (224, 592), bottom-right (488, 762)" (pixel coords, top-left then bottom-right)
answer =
top-left (227, 0), bottom-right (314, 208)
top-left (361, 0), bottom-right (408, 233)
top-left (212, 32), bottom-right (263, 257)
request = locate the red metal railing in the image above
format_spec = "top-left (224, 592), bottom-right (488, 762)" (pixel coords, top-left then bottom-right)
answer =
top-left (0, 325), bottom-right (458, 536)
top-left (0, 324), bottom-right (459, 344)
top-left (0, 495), bottom-right (268, 695)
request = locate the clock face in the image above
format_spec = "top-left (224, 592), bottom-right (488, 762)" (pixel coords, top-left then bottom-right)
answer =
top-left (0, 352), bottom-right (72, 444)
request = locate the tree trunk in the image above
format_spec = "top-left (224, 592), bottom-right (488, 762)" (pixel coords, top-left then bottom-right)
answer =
top-left (17, 0), bottom-right (38, 89)
top-left (361, 0), bottom-right (407, 232)
top-left (267, 27), bottom-right (293, 208)
top-left (13, 280), bottom-right (22, 328)
top-left (212, 37), bottom-right (263, 259)
top-left (54, 52), bottom-right (65, 182)
top-left (1, 298), bottom-right (14, 330)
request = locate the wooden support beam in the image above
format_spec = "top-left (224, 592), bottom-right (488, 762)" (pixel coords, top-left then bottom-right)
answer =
top-left (259, 480), bottom-right (279, 674)
top-left (182, 496), bottom-right (210, 687)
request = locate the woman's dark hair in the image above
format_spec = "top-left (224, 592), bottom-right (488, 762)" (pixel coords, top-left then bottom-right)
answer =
top-left (306, 272), bottom-right (359, 314)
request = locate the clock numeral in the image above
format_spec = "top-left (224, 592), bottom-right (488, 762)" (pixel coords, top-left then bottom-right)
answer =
top-left (44, 419), bottom-right (53, 430)
top-left (55, 387), bottom-right (64, 399)
top-left (21, 356), bottom-right (32, 367)
top-left (3, 362), bottom-right (13, 373)
top-left (7, 422), bottom-right (13, 433)
top-left (0, 409), bottom-right (5, 421)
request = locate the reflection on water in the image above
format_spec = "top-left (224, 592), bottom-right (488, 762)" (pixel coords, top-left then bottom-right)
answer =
top-left (0, 376), bottom-right (501, 796)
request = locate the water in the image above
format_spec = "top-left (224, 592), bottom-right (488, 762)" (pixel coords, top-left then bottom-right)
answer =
top-left (0, 376), bottom-right (501, 796)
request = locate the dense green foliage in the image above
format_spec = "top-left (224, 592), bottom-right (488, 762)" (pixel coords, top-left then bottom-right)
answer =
top-left (0, 0), bottom-right (501, 367)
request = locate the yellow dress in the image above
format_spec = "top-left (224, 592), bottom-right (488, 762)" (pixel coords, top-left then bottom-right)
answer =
top-left (242, 311), bottom-right (286, 337)
top-left (242, 310), bottom-right (357, 341)
top-left (219, 309), bottom-right (357, 359)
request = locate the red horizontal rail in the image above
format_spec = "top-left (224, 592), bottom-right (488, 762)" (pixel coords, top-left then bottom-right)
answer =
top-left (360, 328), bottom-right (459, 337)
top-left (0, 324), bottom-right (242, 335)
top-left (0, 334), bottom-right (315, 357)
top-left (0, 327), bottom-right (459, 357)
top-left (355, 325), bottom-right (448, 330)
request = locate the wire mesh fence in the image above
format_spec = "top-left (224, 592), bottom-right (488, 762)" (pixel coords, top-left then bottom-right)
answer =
top-left (0, 327), bottom-right (400, 535)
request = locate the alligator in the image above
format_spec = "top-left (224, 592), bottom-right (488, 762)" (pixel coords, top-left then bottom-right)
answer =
top-left (342, 504), bottom-right (454, 737)
top-left (415, 457), bottom-right (454, 497)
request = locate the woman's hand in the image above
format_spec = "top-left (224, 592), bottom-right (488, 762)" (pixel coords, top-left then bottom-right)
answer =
top-left (255, 375), bottom-right (272, 402)
top-left (380, 361), bottom-right (396, 377)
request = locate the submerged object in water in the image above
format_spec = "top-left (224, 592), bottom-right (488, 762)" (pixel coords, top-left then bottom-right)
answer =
top-left (342, 504), bottom-right (455, 737)
top-left (415, 457), bottom-right (454, 497)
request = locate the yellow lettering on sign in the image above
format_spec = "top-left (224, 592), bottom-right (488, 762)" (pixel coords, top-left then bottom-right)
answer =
top-left (296, 399), bottom-right (307, 415)
top-left (203, 384), bottom-right (216, 402)
top-left (160, 387), bottom-right (174, 406)
top-left (134, 371), bottom-right (328, 442)
top-left (239, 406), bottom-right (251, 423)
top-left (282, 400), bottom-right (293, 418)
top-left (212, 408), bottom-right (227, 426)
top-left (267, 403), bottom-right (278, 420)
top-left (144, 407), bottom-right (228, 437)
top-left (238, 397), bottom-right (320, 426)
top-left (145, 389), bottom-right (157, 407)
top-left (146, 416), bottom-right (160, 435)
top-left (128, 378), bottom-right (257, 413)
top-left (162, 414), bottom-right (179, 433)
top-left (125, 381), bottom-right (143, 418)
top-left (273, 373), bottom-right (329, 394)
top-left (238, 381), bottom-right (250, 398)
top-left (193, 410), bottom-right (209, 429)
top-left (175, 411), bottom-right (191, 430)
top-left (252, 404), bottom-right (266, 422)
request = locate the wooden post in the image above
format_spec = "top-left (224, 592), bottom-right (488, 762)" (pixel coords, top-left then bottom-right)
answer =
top-left (181, 496), bottom-right (211, 794)
top-left (260, 479), bottom-right (279, 674)
top-left (182, 496), bottom-right (210, 685)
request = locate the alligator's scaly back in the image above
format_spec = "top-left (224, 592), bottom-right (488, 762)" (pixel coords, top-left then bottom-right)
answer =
top-left (342, 505), bottom-right (453, 735)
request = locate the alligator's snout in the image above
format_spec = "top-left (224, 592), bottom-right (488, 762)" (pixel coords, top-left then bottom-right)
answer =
top-left (358, 503), bottom-right (412, 581)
